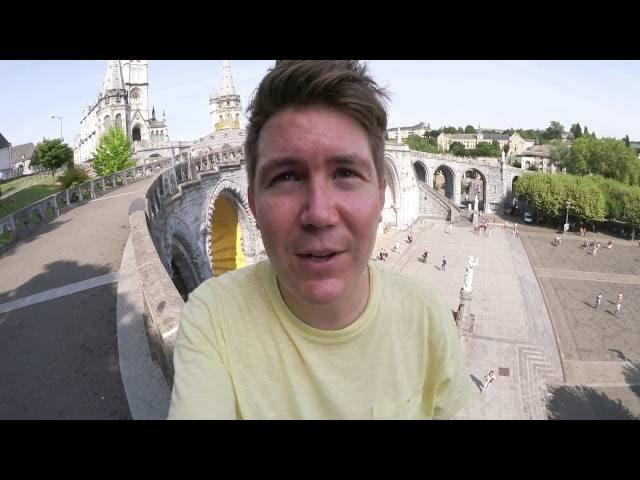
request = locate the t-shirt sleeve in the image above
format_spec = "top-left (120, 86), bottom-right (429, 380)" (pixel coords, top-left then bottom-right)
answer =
top-left (426, 292), bottom-right (473, 420)
top-left (167, 285), bottom-right (238, 420)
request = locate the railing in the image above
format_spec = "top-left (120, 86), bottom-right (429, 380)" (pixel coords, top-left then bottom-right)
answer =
top-left (130, 146), bottom-right (246, 386)
top-left (418, 181), bottom-right (461, 221)
top-left (0, 157), bottom-right (175, 249)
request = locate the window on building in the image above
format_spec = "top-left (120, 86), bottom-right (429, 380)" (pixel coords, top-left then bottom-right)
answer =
top-left (115, 114), bottom-right (122, 130)
top-left (104, 115), bottom-right (111, 131)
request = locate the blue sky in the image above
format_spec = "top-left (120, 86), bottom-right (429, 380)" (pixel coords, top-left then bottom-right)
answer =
top-left (1, 60), bottom-right (639, 147)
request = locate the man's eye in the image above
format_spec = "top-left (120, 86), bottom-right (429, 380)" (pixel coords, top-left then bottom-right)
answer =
top-left (336, 169), bottom-right (356, 179)
top-left (271, 172), bottom-right (298, 184)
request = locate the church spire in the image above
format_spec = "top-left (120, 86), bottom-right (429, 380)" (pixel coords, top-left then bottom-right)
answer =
top-left (209, 60), bottom-right (243, 132)
top-left (102, 60), bottom-right (125, 94)
top-left (220, 60), bottom-right (237, 96)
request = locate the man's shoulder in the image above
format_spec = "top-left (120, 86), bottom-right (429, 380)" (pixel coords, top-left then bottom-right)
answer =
top-left (191, 261), bottom-right (266, 301)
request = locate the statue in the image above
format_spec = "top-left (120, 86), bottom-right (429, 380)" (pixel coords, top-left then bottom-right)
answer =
top-left (474, 194), bottom-right (479, 212)
top-left (462, 256), bottom-right (479, 293)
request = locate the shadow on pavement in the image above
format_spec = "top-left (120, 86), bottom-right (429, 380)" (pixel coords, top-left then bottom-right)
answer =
top-left (546, 385), bottom-right (638, 420)
top-left (0, 259), bottom-right (133, 419)
top-left (470, 374), bottom-right (484, 392)
top-left (623, 363), bottom-right (640, 399)
top-left (0, 218), bottom-right (70, 259)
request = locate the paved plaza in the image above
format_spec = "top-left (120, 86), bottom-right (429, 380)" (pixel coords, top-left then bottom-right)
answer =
top-left (374, 217), bottom-right (640, 419)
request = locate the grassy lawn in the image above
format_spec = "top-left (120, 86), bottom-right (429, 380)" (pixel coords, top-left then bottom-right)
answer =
top-left (0, 173), bottom-right (59, 195)
top-left (0, 184), bottom-right (64, 218)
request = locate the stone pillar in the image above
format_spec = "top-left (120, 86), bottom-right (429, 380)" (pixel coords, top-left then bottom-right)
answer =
top-left (111, 174), bottom-right (116, 188)
top-left (455, 288), bottom-right (473, 331)
top-left (90, 181), bottom-right (96, 199)
top-left (453, 171), bottom-right (461, 205)
top-left (65, 189), bottom-right (70, 205)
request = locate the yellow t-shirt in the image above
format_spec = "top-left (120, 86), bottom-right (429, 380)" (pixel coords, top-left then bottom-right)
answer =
top-left (168, 260), bottom-right (472, 419)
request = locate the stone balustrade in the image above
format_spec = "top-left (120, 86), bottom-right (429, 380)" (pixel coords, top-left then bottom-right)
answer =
top-left (0, 157), bottom-right (175, 250)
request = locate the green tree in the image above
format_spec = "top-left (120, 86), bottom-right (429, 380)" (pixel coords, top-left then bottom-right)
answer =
top-left (449, 141), bottom-right (466, 156)
top-left (584, 126), bottom-right (589, 136)
top-left (623, 135), bottom-right (630, 147)
top-left (57, 166), bottom-right (90, 189)
top-left (470, 141), bottom-right (501, 157)
top-left (503, 144), bottom-right (510, 155)
top-left (623, 189), bottom-right (640, 239)
top-left (550, 138), bottom-right (570, 169)
top-left (543, 121), bottom-right (565, 140)
top-left (442, 126), bottom-right (458, 134)
top-left (33, 138), bottom-right (74, 172)
top-left (405, 134), bottom-right (439, 154)
top-left (92, 127), bottom-right (136, 177)
top-left (566, 136), bottom-right (640, 185)
top-left (464, 125), bottom-right (475, 134)
top-left (570, 123), bottom-right (582, 139)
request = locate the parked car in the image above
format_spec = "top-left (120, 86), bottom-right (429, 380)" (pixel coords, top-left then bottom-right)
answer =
top-left (524, 212), bottom-right (533, 223)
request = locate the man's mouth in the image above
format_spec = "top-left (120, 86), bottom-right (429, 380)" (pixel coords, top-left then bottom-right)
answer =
top-left (297, 251), bottom-right (340, 261)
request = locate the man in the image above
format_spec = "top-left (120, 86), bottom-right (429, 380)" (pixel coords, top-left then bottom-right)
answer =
top-left (481, 370), bottom-right (496, 393)
top-left (168, 60), bottom-right (471, 420)
top-left (595, 293), bottom-right (602, 310)
top-left (441, 256), bottom-right (447, 272)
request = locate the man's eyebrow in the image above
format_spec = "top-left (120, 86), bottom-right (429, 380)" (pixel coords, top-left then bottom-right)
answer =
top-left (327, 155), bottom-right (373, 170)
top-left (257, 157), bottom-right (303, 174)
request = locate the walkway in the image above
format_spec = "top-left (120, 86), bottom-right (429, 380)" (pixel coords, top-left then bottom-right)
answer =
top-left (0, 177), bottom-right (169, 419)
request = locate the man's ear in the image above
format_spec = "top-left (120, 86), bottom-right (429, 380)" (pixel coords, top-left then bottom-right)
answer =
top-left (378, 175), bottom-right (387, 212)
top-left (248, 186), bottom-right (259, 230)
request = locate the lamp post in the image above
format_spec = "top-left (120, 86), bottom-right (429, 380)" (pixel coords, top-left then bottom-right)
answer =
top-left (51, 115), bottom-right (63, 141)
top-left (564, 199), bottom-right (571, 235)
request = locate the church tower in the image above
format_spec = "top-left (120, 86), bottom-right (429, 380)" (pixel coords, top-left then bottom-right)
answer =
top-left (122, 60), bottom-right (150, 142)
top-left (209, 61), bottom-right (242, 132)
top-left (97, 60), bottom-right (128, 135)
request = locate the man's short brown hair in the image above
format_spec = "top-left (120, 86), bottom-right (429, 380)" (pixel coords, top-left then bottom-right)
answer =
top-left (245, 60), bottom-right (390, 188)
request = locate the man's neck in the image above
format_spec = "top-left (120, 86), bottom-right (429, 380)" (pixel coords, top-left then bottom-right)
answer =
top-left (277, 269), bottom-right (371, 331)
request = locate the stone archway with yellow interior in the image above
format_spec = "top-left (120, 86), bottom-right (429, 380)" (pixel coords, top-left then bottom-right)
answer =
top-left (205, 179), bottom-right (257, 278)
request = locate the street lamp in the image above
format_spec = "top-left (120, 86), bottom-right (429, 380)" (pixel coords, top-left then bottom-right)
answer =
top-left (51, 115), bottom-right (63, 141)
top-left (564, 199), bottom-right (571, 234)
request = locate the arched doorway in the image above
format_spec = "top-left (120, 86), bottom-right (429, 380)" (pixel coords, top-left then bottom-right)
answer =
top-left (210, 194), bottom-right (246, 277)
top-left (413, 161), bottom-right (427, 183)
top-left (462, 168), bottom-right (487, 210)
top-left (381, 158), bottom-right (400, 229)
top-left (433, 165), bottom-right (455, 201)
top-left (132, 125), bottom-right (141, 142)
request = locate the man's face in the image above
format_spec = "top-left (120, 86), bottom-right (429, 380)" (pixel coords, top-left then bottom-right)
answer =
top-left (249, 105), bottom-right (386, 310)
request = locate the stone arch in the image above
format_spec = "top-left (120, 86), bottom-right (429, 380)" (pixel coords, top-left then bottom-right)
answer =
top-left (434, 164), bottom-right (456, 201)
top-left (413, 160), bottom-right (428, 183)
top-left (512, 175), bottom-right (519, 196)
top-left (462, 167), bottom-right (487, 210)
top-left (132, 124), bottom-right (142, 141)
top-left (381, 156), bottom-right (401, 229)
top-left (1, 224), bottom-right (14, 243)
top-left (104, 115), bottom-right (111, 131)
top-left (115, 113), bottom-right (122, 130)
top-left (205, 179), bottom-right (257, 277)
top-left (169, 234), bottom-right (201, 299)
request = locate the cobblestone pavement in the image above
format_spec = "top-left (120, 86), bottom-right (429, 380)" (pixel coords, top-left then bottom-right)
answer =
top-left (373, 217), bottom-right (564, 419)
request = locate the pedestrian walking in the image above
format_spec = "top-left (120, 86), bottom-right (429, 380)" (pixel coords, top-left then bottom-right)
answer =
top-left (617, 292), bottom-right (623, 304)
top-left (441, 256), bottom-right (447, 272)
top-left (445, 222), bottom-right (453, 234)
top-left (393, 242), bottom-right (400, 253)
top-left (481, 370), bottom-right (496, 393)
top-left (595, 293), bottom-right (602, 310)
top-left (422, 250), bottom-right (429, 264)
top-left (615, 302), bottom-right (621, 318)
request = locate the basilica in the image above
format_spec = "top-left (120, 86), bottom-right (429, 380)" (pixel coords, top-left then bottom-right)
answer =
top-left (73, 60), bottom-right (244, 165)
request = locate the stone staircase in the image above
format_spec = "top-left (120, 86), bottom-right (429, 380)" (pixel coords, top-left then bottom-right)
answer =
top-left (418, 182), bottom-right (461, 222)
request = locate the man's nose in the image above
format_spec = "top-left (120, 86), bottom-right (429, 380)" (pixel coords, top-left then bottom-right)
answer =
top-left (300, 178), bottom-right (338, 228)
